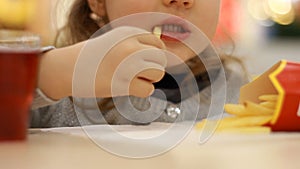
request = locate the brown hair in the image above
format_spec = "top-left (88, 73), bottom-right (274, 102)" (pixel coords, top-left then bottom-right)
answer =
top-left (55, 0), bottom-right (102, 46)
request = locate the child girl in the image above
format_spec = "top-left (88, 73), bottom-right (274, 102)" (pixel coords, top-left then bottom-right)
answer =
top-left (30, 0), bottom-right (249, 127)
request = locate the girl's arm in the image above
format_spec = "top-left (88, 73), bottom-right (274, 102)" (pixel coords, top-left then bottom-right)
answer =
top-left (37, 42), bottom-right (83, 101)
top-left (35, 27), bottom-right (167, 104)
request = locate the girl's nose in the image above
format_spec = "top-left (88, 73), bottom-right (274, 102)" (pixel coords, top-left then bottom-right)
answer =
top-left (163, 0), bottom-right (194, 9)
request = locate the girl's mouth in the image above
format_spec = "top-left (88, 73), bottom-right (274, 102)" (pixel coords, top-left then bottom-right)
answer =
top-left (153, 18), bottom-right (191, 42)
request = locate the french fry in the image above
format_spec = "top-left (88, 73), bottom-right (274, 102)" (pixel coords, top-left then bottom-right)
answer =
top-left (258, 94), bottom-right (278, 102)
top-left (218, 115), bottom-right (272, 128)
top-left (196, 115), bottom-right (272, 130)
top-left (196, 93), bottom-right (278, 133)
top-left (195, 119), bottom-right (207, 129)
top-left (153, 26), bottom-right (162, 39)
top-left (224, 104), bottom-right (246, 116)
top-left (217, 126), bottom-right (271, 133)
top-left (260, 101), bottom-right (277, 109)
top-left (224, 101), bottom-right (274, 116)
top-left (243, 101), bottom-right (274, 116)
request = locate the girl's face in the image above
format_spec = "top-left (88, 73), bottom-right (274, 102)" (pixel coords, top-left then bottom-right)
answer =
top-left (92, 0), bottom-right (221, 62)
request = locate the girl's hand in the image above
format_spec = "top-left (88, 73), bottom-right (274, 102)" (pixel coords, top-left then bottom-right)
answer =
top-left (38, 26), bottom-right (167, 100)
top-left (92, 26), bottom-right (167, 98)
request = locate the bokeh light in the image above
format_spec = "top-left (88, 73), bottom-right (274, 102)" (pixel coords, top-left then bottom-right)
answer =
top-left (248, 0), bottom-right (299, 26)
top-left (0, 0), bottom-right (37, 28)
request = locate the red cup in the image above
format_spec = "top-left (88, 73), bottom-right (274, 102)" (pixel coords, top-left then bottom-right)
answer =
top-left (0, 30), bottom-right (40, 141)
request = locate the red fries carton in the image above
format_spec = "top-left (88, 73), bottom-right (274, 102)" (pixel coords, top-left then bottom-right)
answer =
top-left (239, 60), bottom-right (300, 131)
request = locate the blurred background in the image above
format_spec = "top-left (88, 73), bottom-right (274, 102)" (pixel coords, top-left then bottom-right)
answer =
top-left (1, 0), bottom-right (299, 75)
top-left (215, 0), bottom-right (300, 75)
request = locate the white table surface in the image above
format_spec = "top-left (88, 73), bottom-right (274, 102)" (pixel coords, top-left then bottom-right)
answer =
top-left (0, 123), bottom-right (300, 169)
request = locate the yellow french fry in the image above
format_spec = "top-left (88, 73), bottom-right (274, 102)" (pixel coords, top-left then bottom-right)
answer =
top-left (153, 26), bottom-right (162, 39)
top-left (217, 126), bottom-right (271, 133)
top-left (196, 115), bottom-right (273, 130)
top-left (195, 119), bottom-right (222, 130)
top-left (258, 94), bottom-right (278, 102)
top-left (195, 119), bottom-right (208, 129)
top-left (224, 101), bottom-right (274, 116)
top-left (243, 101), bottom-right (274, 115)
top-left (260, 101), bottom-right (276, 109)
top-left (224, 104), bottom-right (248, 116)
top-left (218, 115), bottom-right (272, 128)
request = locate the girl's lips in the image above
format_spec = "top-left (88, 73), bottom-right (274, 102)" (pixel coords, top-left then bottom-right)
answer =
top-left (156, 17), bottom-right (191, 42)
top-left (161, 31), bottom-right (191, 42)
